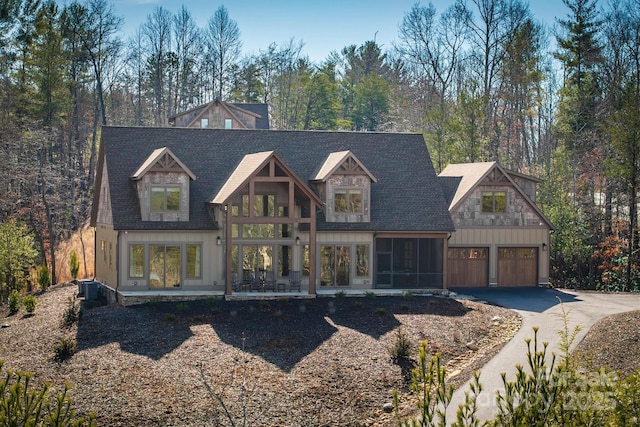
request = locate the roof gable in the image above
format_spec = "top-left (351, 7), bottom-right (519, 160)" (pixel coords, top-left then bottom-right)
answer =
top-left (439, 162), bottom-right (554, 229)
top-left (212, 151), bottom-right (322, 206)
top-left (131, 146), bottom-right (196, 181)
top-left (313, 150), bottom-right (378, 182)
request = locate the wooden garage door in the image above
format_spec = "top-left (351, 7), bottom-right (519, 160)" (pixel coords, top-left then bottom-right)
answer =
top-left (498, 247), bottom-right (537, 286)
top-left (447, 247), bottom-right (488, 287)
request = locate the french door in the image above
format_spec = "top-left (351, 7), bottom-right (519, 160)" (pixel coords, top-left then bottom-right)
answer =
top-left (149, 245), bottom-right (181, 288)
top-left (320, 245), bottom-right (350, 287)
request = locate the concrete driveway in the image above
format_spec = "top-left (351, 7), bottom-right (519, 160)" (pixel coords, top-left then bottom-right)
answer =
top-left (445, 287), bottom-right (640, 423)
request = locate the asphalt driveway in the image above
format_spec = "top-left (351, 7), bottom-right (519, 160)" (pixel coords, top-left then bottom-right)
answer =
top-left (445, 287), bottom-right (640, 423)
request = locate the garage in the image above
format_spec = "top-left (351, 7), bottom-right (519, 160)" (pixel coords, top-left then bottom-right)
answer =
top-left (498, 247), bottom-right (537, 286)
top-left (447, 247), bottom-right (488, 287)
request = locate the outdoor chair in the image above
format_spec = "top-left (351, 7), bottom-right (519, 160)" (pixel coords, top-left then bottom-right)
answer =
top-left (241, 269), bottom-right (254, 291)
top-left (232, 271), bottom-right (240, 292)
top-left (263, 270), bottom-right (276, 292)
top-left (288, 270), bottom-right (301, 292)
top-left (250, 269), bottom-right (263, 291)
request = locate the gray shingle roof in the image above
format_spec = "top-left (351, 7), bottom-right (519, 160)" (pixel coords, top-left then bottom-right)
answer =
top-left (96, 127), bottom-right (455, 232)
top-left (231, 103), bottom-right (269, 129)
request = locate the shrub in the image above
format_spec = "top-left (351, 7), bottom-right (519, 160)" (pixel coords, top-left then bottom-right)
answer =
top-left (53, 336), bottom-right (77, 361)
top-left (176, 302), bottom-right (189, 313)
top-left (205, 296), bottom-right (220, 307)
top-left (8, 290), bottom-right (21, 315)
top-left (37, 265), bottom-right (50, 291)
top-left (69, 251), bottom-right (80, 281)
top-left (612, 369), bottom-right (640, 425)
top-left (389, 328), bottom-right (412, 361)
top-left (335, 290), bottom-right (346, 298)
top-left (375, 307), bottom-right (387, 316)
top-left (0, 360), bottom-right (95, 425)
top-left (394, 341), bottom-right (454, 426)
top-left (61, 297), bottom-right (80, 328)
top-left (365, 291), bottom-right (376, 299)
top-left (22, 295), bottom-right (37, 314)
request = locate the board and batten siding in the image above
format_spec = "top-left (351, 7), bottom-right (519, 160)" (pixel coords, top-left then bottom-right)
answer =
top-left (94, 223), bottom-right (118, 290)
top-left (315, 232), bottom-right (374, 289)
top-left (449, 227), bottom-right (550, 286)
top-left (117, 230), bottom-right (223, 291)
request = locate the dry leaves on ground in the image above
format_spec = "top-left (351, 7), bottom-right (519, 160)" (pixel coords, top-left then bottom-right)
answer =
top-left (0, 284), bottom-right (520, 426)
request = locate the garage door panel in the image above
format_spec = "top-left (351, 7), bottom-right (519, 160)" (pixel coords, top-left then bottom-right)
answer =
top-left (498, 247), bottom-right (537, 286)
top-left (448, 247), bottom-right (488, 287)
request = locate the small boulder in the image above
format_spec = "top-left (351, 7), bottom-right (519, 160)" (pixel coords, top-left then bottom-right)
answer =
top-left (466, 341), bottom-right (479, 351)
top-left (382, 402), bottom-right (394, 413)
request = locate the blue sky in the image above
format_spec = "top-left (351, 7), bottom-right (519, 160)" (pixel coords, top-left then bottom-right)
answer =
top-left (106, 0), bottom-right (578, 62)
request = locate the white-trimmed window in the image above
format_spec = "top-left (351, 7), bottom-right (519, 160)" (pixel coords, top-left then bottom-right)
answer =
top-left (186, 244), bottom-right (201, 278)
top-left (129, 244), bottom-right (145, 278)
top-left (482, 191), bottom-right (507, 213)
top-left (334, 189), bottom-right (362, 213)
top-left (200, 118), bottom-right (209, 128)
top-left (151, 186), bottom-right (180, 212)
top-left (225, 118), bottom-right (233, 129)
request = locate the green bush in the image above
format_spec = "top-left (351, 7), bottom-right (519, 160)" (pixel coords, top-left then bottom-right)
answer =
top-left (612, 369), bottom-right (640, 425)
top-left (53, 336), bottom-right (77, 362)
top-left (389, 328), bottom-right (412, 361)
top-left (0, 360), bottom-right (95, 425)
top-left (69, 251), bottom-right (80, 281)
top-left (176, 302), bottom-right (189, 313)
top-left (8, 290), bottom-right (21, 315)
top-left (22, 295), bottom-right (37, 314)
top-left (394, 340), bottom-right (454, 426)
top-left (61, 297), bottom-right (80, 328)
top-left (365, 291), bottom-right (376, 299)
top-left (37, 265), bottom-right (50, 291)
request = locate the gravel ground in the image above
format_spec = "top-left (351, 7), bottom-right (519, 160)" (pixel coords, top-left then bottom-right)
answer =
top-left (0, 284), bottom-right (520, 426)
top-left (573, 309), bottom-right (640, 377)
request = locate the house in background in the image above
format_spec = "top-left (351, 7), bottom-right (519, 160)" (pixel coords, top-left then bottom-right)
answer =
top-left (90, 126), bottom-right (454, 303)
top-left (439, 162), bottom-right (554, 288)
top-left (168, 99), bottom-right (269, 129)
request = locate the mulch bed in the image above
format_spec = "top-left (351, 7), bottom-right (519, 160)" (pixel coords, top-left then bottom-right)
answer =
top-left (573, 310), bottom-right (640, 378)
top-left (0, 284), bottom-right (520, 426)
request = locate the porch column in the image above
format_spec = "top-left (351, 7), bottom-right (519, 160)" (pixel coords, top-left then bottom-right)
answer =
top-left (225, 204), bottom-right (233, 295)
top-left (308, 201), bottom-right (317, 295)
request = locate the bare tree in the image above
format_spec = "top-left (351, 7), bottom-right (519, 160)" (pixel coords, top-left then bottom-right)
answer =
top-left (457, 0), bottom-right (529, 159)
top-left (205, 5), bottom-right (241, 100)
top-left (172, 5), bottom-right (203, 114)
top-left (142, 6), bottom-right (173, 125)
top-left (397, 2), bottom-right (469, 170)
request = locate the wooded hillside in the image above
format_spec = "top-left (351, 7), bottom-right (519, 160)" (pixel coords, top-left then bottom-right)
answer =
top-left (1, 0), bottom-right (639, 292)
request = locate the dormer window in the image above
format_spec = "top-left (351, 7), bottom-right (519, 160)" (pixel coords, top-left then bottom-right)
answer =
top-left (313, 150), bottom-right (376, 223)
top-left (335, 189), bottom-right (362, 213)
top-left (225, 118), bottom-right (232, 129)
top-left (200, 118), bottom-right (208, 128)
top-left (151, 186), bottom-right (181, 211)
top-left (131, 147), bottom-right (196, 222)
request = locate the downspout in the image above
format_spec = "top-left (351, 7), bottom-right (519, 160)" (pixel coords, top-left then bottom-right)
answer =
top-left (115, 230), bottom-right (120, 297)
top-left (93, 226), bottom-right (97, 279)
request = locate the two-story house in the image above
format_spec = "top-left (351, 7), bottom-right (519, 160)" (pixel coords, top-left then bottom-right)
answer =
top-left (90, 127), bottom-right (455, 303)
